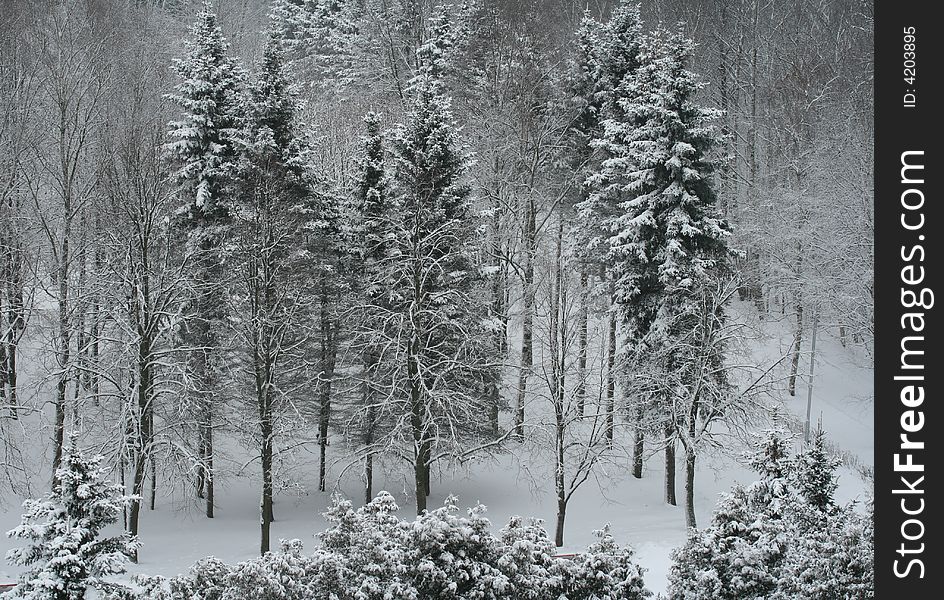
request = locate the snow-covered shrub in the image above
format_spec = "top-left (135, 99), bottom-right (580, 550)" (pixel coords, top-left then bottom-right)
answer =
top-left (223, 540), bottom-right (347, 600)
top-left (151, 557), bottom-right (232, 600)
top-left (4, 438), bottom-right (138, 600)
top-left (319, 491), bottom-right (416, 599)
top-left (127, 493), bottom-right (651, 600)
top-left (558, 525), bottom-right (650, 600)
top-left (403, 496), bottom-right (509, 599)
top-left (496, 517), bottom-right (561, 600)
top-left (667, 431), bottom-right (873, 599)
top-left (668, 484), bottom-right (787, 600)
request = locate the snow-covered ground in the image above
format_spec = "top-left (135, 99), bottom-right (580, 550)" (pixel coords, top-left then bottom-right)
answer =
top-left (0, 303), bottom-right (873, 595)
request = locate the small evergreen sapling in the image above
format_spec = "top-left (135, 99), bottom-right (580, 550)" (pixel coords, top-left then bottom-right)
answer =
top-left (791, 426), bottom-right (841, 514)
top-left (667, 430), bottom-right (874, 599)
top-left (5, 438), bottom-right (138, 600)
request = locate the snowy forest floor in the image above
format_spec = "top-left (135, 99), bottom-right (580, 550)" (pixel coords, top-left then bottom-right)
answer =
top-left (0, 301), bottom-right (873, 595)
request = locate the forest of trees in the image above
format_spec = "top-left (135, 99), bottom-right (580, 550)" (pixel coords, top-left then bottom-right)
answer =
top-left (1, 0), bottom-right (872, 564)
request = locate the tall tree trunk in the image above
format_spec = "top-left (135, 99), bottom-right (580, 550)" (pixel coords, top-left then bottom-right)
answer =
top-left (149, 446), bottom-right (156, 511)
top-left (260, 414), bottom-right (273, 555)
top-left (421, 440), bottom-right (431, 498)
top-left (605, 286), bottom-right (617, 445)
top-left (318, 273), bottom-right (337, 493)
top-left (804, 311), bottom-right (819, 442)
top-left (551, 215), bottom-right (567, 548)
top-left (362, 350), bottom-right (376, 504)
top-left (664, 423), bottom-right (677, 506)
top-left (120, 440), bottom-right (128, 531)
top-left (554, 497), bottom-right (567, 548)
top-left (632, 403), bottom-right (644, 479)
top-left (189, 222), bottom-right (223, 519)
top-left (488, 187), bottom-right (507, 434)
top-left (90, 228), bottom-right (103, 404)
top-left (128, 328), bottom-right (154, 563)
top-left (514, 196), bottom-right (536, 438)
top-left (412, 446), bottom-right (427, 515)
top-left (789, 250), bottom-right (804, 397)
top-left (256, 264), bottom-right (276, 553)
top-left (684, 444), bottom-right (696, 528)
top-left (576, 269), bottom-right (589, 414)
top-left (52, 250), bottom-right (70, 488)
top-left (0, 289), bottom-right (7, 412)
top-left (73, 231), bottom-right (88, 402)
top-left (195, 440), bottom-right (205, 499)
top-left (408, 324), bottom-right (428, 515)
top-left (4, 243), bottom-right (24, 419)
top-left (364, 449), bottom-right (373, 504)
top-left (203, 402), bottom-right (214, 518)
top-left (192, 334), bottom-right (214, 519)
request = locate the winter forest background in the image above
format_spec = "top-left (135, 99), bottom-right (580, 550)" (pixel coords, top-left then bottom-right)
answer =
top-left (1, 0), bottom-right (873, 597)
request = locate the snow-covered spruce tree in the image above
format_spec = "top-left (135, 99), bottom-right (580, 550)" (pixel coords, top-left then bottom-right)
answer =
top-left (666, 430), bottom-right (871, 600)
top-left (269, 0), bottom-right (361, 93)
top-left (587, 26), bottom-right (730, 506)
top-left (667, 432), bottom-right (792, 600)
top-left (164, 0), bottom-right (245, 519)
top-left (5, 438), bottom-right (137, 600)
top-left (774, 502), bottom-right (874, 600)
top-left (228, 31), bottom-right (312, 555)
top-left (568, 1), bottom-right (644, 469)
top-left (791, 425), bottom-right (841, 514)
top-left (346, 111), bottom-right (392, 505)
top-left (371, 28), bottom-right (495, 515)
top-left (771, 431), bottom-right (872, 599)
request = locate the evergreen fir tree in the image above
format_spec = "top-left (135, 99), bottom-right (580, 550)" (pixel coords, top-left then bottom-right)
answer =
top-left (5, 437), bottom-right (138, 600)
top-left (166, 0), bottom-right (244, 219)
top-left (792, 426), bottom-right (841, 513)
top-left (667, 433), bottom-right (794, 599)
top-left (269, 0), bottom-right (361, 92)
top-left (228, 30), bottom-right (311, 555)
top-left (352, 112), bottom-right (389, 272)
top-left (571, 1), bottom-right (643, 259)
top-left (591, 27), bottom-right (730, 344)
top-left (347, 111), bottom-right (391, 504)
top-left (166, 3), bottom-right (242, 517)
top-left (165, 0), bottom-right (246, 518)
top-left (568, 2), bottom-right (647, 476)
top-left (584, 24), bottom-right (732, 507)
top-left (775, 503), bottom-right (874, 600)
top-left (667, 430), bottom-right (874, 599)
top-left (379, 32), bottom-right (494, 514)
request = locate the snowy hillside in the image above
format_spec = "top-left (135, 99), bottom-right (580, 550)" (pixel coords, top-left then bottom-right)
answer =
top-left (1, 303), bottom-right (873, 595)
